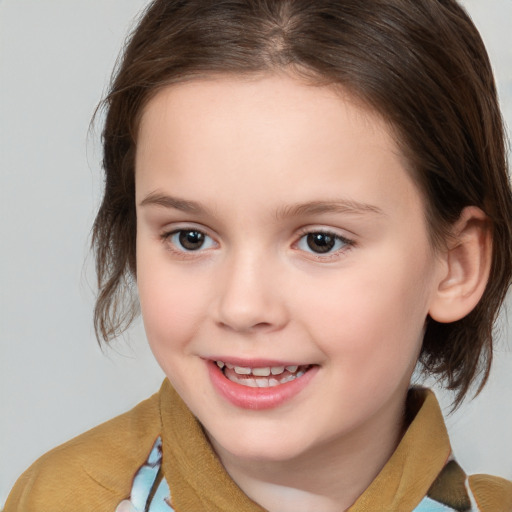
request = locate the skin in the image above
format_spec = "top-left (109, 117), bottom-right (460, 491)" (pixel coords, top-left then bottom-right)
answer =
top-left (135, 74), bottom-right (450, 511)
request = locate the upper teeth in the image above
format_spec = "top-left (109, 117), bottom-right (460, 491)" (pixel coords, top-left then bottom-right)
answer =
top-left (216, 361), bottom-right (300, 376)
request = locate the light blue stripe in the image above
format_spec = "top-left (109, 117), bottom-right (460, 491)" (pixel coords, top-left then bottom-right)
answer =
top-left (413, 496), bottom-right (457, 512)
top-left (127, 437), bottom-right (173, 511)
top-left (147, 478), bottom-right (173, 512)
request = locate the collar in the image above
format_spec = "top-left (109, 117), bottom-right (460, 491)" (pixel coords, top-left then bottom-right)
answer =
top-left (159, 381), bottom-right (451, 511)
top-left (348, 387), bottom-right (451, 511)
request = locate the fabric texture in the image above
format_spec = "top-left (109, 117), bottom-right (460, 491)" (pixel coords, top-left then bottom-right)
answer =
top-left (5, 381), bottom-right (512, 512)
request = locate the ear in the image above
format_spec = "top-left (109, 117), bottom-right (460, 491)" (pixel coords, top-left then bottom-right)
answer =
top-left (429, 206), bottom-right (492, 323)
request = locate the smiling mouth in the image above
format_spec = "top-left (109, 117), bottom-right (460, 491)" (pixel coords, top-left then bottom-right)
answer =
top-left (216, 361), bottom-right (312, 388)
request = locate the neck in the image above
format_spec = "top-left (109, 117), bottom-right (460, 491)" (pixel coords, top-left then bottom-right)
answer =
top-left (209, 396), bottom-right (407, 512)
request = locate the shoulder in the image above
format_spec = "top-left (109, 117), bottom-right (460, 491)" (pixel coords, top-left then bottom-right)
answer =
top-left (4, 390), bottom-right (162, 512)
top-left (468, 473), bottom-right (512, 512)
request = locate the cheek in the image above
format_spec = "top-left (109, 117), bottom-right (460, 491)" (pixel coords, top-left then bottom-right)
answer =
top-left (298, 250), bottom-right (434, 375)
top-left (136, 250), bottom-right (210, 352)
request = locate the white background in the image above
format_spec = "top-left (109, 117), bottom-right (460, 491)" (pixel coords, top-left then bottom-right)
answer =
top-left (1, 0), bottom-right (511, 506)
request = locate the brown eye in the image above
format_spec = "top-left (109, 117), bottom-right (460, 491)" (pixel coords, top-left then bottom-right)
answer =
top-left (163, 229), bottom-right (216, 252)
top-left (164, 228), bottom-right (216, 254)
top-left (306, 233), bottom-right (336, 253)
top-left (297, 231), bottom-right (351, 256)
top-left (178, 230), bottom-right (206, 250)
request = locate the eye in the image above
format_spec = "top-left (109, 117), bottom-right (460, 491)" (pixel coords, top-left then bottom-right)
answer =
top-left (165, 229), bottom-right (216, 252)
top-left (297, 231), bottom-right (351, 255)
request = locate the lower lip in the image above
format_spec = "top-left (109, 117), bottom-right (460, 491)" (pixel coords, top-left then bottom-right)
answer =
top-left (207, 361), bottom-right (318, 410)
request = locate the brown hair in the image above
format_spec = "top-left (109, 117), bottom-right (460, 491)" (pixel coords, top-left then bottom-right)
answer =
top-left (92, 0), bottom-right (512, 405)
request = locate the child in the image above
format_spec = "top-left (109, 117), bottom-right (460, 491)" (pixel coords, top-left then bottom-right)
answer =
top-left (5, 0), bottom-right (512, 510)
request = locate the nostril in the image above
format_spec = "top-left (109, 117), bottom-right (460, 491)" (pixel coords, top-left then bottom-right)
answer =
top-left (218, 320), bottom-right (273, 332)
top-left (252, 322), bottom-right (273, 329)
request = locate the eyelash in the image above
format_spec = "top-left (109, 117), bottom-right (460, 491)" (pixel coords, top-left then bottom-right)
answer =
top-left (160, 227), bottom-right (355, 259)
top-left (295, 228), bottom-right (354, 259)
top-left (160, 228), bottom-right (217, 256)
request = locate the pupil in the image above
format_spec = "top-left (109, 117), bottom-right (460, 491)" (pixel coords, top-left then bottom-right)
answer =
top-left (179, 230), bottom-right (204, 250)
top-left (307, 233), bottom-right (335, 253)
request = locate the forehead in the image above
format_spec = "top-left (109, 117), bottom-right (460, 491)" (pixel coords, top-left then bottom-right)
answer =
top-left (135, 74), bottom-right (422, 222)
top-left (137, 74), bottom-right (395, 156)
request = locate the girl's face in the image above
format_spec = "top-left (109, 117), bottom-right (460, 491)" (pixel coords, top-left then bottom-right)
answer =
top-left (135, 75), bottom-right (444, 463)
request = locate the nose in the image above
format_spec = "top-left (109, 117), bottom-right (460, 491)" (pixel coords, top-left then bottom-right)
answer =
top-left (214, 250), bottom-right (288, 334)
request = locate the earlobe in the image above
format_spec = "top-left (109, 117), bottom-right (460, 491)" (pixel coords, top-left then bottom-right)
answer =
top-left (429, 207), bottom-right (492, 323)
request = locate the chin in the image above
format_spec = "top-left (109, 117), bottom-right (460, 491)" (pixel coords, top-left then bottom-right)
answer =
top-left (205, 419), bottom-right (316, 464)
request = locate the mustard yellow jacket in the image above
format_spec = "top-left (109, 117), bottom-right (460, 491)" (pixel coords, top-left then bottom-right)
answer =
top-left (5, 381), bottom-right (512, 511)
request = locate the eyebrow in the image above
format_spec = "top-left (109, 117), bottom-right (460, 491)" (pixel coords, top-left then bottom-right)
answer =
top-left (139, 192), bottom-right (384, 219)
top-left (275, 199), bottom-right (384, 220)
top-left (139, 192), bottom-right (209, 215)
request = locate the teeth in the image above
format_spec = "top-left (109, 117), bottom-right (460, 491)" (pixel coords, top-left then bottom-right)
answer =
top-left (282, 374), bottom-right (295, 384)
top-left (244, 378), bottom-right (258, 388)
top-left (216, 361), bottom-right (304, 377)
top-left (252, 367), bottom-right (271, 376)
top-left (225, 373), bottom-right (298, 388)
top-left (234, 366), bottom-right (251, 375)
